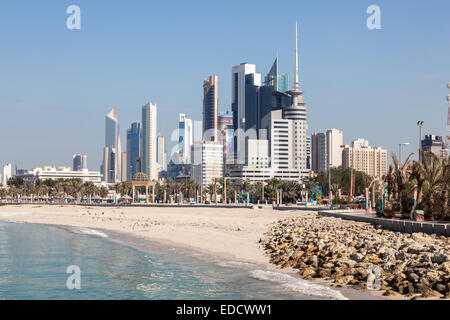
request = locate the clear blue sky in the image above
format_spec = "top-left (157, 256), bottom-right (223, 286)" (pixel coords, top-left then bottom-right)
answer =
top-left (0, 0), bottom-right (449, 171)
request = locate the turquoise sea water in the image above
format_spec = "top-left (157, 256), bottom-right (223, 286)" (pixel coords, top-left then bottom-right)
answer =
top-left (0, 220), bottom-right (344, 300)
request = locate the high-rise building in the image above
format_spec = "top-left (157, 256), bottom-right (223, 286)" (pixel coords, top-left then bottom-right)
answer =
top-left (142, 103), bottom-right (158, 181)
top-left (203, 75), bottom-right (219, 142)
top-left (179, 114), bottom-right (193, 164)
top-left (102, 108), bottom-right (121, 183)
top-left (126, 122), bottom-right (142, 180)
top-left (283, 22), bottom-right (308, 174)
top-left (191, 142), bottom-right (223, 188)
top-left (311, 129), bottom-right (343, 173)
top-left (218, 111), bottom-right (233, 164)
top-left (264, 58), bottom-right (289, 93)
top-left (2, 163), bottom-right (12, 186)
top-left (72, 154), bottom-right (87, 171)
top-left (342, 144), bottom-right (387, 179)
top-left (306, 136), bottom-right (311, 170)
top-left (231, 63), bottom-right (261, 162)
top-left (121, 152), bottom-right (127, 182)
top-left (157, 133), bottom-right (167, 173)
top-left (326, 128), bottom-right (344, 168)
top-left (422, 135), bottom-right (448, 160)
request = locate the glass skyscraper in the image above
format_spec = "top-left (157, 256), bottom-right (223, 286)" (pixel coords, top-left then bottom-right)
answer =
top-left (126, 122), bottom-right (141, 180)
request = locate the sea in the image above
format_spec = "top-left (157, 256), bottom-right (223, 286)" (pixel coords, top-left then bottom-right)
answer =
top-left (0, 220), bottom-right (347, 300)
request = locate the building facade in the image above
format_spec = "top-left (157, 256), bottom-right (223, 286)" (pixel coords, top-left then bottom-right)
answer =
top-left (203, 75), bottom-right (219, 142)
top-left (142, 103), bottom-right (158, 181)
top-left (342, 145), bottom-right (387, 178)
top-left (18, 166), bottom-right (102, 184)
top-left (2, 163), bottom-right (12, 186)
top-left (157, 133), bottom-right (167, 173)
top-left (72, 154), bottom-right (87, 172)
top-left (422, 135), bottom-right (448, 160)
top-left (191, 142), bottom-right (223, 188)
top-left (102, 108), bottom-right (121, 183)
top-left (179, 114), bottom-right (193, 164)
top-left (126, 122), bottom-right (142, 181)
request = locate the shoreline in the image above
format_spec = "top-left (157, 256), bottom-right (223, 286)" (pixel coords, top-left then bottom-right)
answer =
top-left (0, 204), bottom-right (405, 300)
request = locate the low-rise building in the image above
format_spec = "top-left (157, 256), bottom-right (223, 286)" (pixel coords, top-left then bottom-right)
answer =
top-left (18, 166), bottom-right (102, 184)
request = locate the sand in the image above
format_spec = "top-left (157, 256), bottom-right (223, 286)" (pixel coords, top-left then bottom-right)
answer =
top-left (0, 204), bottom-right (405, 300)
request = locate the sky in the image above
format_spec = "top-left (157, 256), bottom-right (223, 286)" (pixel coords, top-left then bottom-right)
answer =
top-left (0, 0), bottom-right (449, 171)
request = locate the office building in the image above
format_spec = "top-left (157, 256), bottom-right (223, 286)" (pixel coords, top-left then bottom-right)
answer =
top-left (311, 129), bottom-right (343, 173)
top-left (179, 114), bottom-right (193, 164)
top-left (422, 135), bottom-right (448, 160)
top-left (353, 138), bottom-right (369, 148)
top-left (306, 136), bottom-right (311, 170)
top-left (72, 154), bottom-right (87, 172)
top-left (126, 122), bottom-right (142, 180)
top-left (342, 144), bottom-right (387, 178)
top-left (142, 102), bottom-right (158, 181)
top-left (191, 142), bottom-right (223, 188)
top-left (157, 133), bottom-right (167, 173)
top-left (203, 75), bottom-right (219, 142)
top-left (102, 108), bottom-right (121, 183)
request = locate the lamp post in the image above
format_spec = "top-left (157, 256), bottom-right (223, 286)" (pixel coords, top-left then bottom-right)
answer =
top-left (398, 142), bottom-right (410, 162)
top-left (417, 121), bottom-right (424, 162)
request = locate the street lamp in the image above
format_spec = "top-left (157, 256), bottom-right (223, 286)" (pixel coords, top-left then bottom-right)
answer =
top-left (417, 121), bottom-right (424, 162)
top-left (398, 142), bottom-right (410, 162)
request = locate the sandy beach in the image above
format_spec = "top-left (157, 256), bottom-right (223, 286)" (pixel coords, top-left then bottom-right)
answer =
top-left (0, 204), bottom-right (409, 300)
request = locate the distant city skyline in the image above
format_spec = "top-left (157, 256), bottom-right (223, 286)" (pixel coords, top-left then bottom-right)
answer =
top-left (0, 0), bottom-right (449, 170)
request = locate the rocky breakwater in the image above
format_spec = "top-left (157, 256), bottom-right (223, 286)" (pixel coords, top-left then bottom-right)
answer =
top-left (261, 215), bottom-right (450, 299)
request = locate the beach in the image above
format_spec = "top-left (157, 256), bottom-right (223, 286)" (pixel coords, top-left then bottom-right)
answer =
top-left (0, 204), bottom-right (421, 300)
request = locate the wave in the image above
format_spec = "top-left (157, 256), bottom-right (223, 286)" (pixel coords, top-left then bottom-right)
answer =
top-left (71, 227), bottom-right (108, 238)
top-left (249, 270), bottom-right (348, 300)
top-left (216, 260), bottom-right (258, 269)
top-left (0, 212), bottom-right (31, 217)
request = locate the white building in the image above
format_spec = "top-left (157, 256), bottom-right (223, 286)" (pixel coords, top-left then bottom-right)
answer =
top-left (191, 142), bottom-right (223, 188)
top-left (283, 21), bottom-right (308, 173)
top-left (157, 133), bottom-right (167, 172)
top-left (18, 166), bottom-right (102, 184)
top-left (179, 114), bottom-right (193, 164)
top-left (142, 102), bottom-right (158, 181)
top-left (311, 129), bottom-right (343, 173)
top-left (2, 163), bottom-right (12, 186)
top-left (326, 128), bottom-right (344, 168)
top-left (121, 152), bottom-right (127, 182)
top-left (352, 138), bottom-right (369, 148)
top-left (102, 108), bottom-right (122, 183)
top-left (342, 144), bottom-right (387, 178)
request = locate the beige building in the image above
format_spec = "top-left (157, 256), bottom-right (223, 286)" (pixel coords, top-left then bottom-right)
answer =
top-left (342, 144), bottom-right (387, 178)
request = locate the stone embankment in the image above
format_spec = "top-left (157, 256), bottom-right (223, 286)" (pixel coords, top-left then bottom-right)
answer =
top-left (261, 214), bottom-right (450, 299)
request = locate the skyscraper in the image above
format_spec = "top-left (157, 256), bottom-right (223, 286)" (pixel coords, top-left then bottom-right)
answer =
top-left (102, 108), bottom-right (121, 183)
top-left (2, 163), bottom-right (12, 186)
top-left (283, 22), bottom-right (308, 173)
top-left (157, 133), bottom-right (167, 172)
top-left (73, 154), bottom-right (87, 171)
top-left (126, 122), bottom-right (142, 180)
top-left (142, 103), bottom-right (158, 181)
top-left (218, 111), bottom-right (233, 164)
top-left (231, 63), bottom-right (261, 162)
top-left (179, 114), bottom-right (193, 164)
top-left (203, 75), bottom-right (219, 142)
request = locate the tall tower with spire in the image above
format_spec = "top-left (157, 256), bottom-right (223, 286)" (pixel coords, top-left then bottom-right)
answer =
top-left (283, 21), bottom-right (309, 174)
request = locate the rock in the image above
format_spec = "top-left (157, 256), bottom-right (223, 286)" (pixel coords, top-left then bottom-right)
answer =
top-left (431, 253), bottom-right (448, 264)
top-left (383, 290), bottom-right (398, 296)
